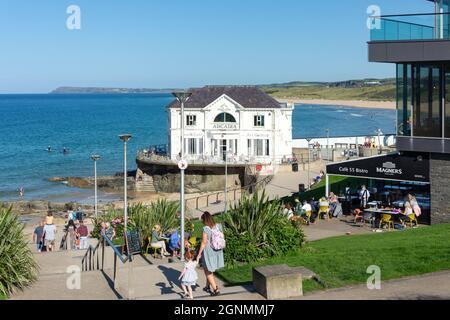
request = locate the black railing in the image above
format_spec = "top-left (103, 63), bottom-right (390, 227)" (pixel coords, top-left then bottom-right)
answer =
top-left (81, 234), bottom-right (131, 296)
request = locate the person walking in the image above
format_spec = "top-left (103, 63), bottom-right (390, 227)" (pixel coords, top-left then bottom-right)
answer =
top-left (77, 220), bottom-right (89, 250)
top-left (33, 221), bottom-right (45, 252)
top-left (43, 222), bottom-right (57, 252)
top-left (67, 219), bottom-right (77, 250)
top-left (178, 250), bottom-right (198, 300)
top-left (359, 185), bottom-right (370, 209)
top-left (196, 212), bottom-right (225, 297)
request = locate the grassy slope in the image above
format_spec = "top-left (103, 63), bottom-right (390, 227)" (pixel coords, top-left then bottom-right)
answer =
top-left (261, 85), bottom-right (396, 102)
top-left (216, 224), bottom-right (450, 293)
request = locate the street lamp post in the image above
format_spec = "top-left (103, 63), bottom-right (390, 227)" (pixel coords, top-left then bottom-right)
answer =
top-left (119, 134), bottom-right (132, 232)
top-left (90, 155), bottom-right (100, 218)
top-left (306, 138), bottom-right (312, 190)
top-left (173, 91), bottom-right (192, 262)
top-left (223, 138), bottom-right (231, 214)
top-left (119, 133), bottom-right (132, 300)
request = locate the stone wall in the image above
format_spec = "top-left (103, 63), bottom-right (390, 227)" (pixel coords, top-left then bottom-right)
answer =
top-left (430, 153), bottom-right (450, 224)
top-left (136, 159), bottom-right (248, 194)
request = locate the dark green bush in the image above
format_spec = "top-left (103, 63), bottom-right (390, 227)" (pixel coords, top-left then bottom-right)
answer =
top-left (223, 191), bottom-right (305, 267)
top-left (0, 206), bottom-right (38, 298)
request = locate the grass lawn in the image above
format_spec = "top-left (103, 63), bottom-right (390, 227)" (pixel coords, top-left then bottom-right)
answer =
top-left (216, 223), bottom-right (450, 294)
top-left (262, 84), bottom-right (396, 102)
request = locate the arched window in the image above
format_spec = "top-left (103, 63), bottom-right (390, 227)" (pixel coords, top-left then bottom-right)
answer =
top-left (214, 112), bottom-right (236, 123)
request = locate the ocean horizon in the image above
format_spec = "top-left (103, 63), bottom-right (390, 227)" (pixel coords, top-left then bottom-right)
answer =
top-left (0, 93), bottom-right (396, 202)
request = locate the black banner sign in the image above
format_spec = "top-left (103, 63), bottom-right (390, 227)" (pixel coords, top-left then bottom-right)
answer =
top-left (124, 230), bottom-right (142, 256)
top-left (326, 152), bottom-right (430, 183)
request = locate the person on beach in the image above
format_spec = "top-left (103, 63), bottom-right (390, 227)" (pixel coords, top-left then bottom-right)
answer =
top-left (45, 212), bottom-right (54, 225)
top-left (77, 220), bottom-right (89, 250)
top-left (196, 212), bottom-right (225, 297)
top-left (67, 219), bottom-right (77, 250)
top-left (178, 250), bottom-right (198, 300)
top-left (43, 222), bottom-right (57, 252)
top-left (33, 221), bottom-right (45, 252)
top-left (19, 186), bottom-right (24, 198)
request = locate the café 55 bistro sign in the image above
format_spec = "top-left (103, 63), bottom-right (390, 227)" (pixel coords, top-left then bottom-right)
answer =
top-left (326, 152), bottom-right (430, 183)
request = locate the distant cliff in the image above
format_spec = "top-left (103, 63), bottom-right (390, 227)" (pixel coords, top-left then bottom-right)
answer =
top-left (50, 86), bottom-right (178, 94)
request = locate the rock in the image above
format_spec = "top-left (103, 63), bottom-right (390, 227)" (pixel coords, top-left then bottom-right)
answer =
top-left (29, 200), bottom-right (49, 211)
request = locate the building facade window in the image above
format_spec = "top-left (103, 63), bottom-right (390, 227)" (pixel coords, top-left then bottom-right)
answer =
top-left (397, 63), bottom-right (445, 138)
top-left (247, 139), bottom-right (270, 157)
top-left (446, 67), bottom-right (450, 138)
top-left (185, 138), bottom-right (203, 155)
top-left (214, 112), bottom-right (236, 123)
top-left (254, 115), bottom-right (265, 127)
top-left (186, 115), bottom-right (196, 126)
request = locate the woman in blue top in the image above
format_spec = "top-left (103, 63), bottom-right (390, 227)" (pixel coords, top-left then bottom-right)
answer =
top-left (196, 211), bottom-right (224, 296)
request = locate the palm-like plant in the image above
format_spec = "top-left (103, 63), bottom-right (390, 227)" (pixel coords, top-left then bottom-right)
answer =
top-left (223, 190), bottom-right (284, 243)
top-left (0, 206), bottom-right (38, 298)
top-left (129, 199), bottom-right (180, 243)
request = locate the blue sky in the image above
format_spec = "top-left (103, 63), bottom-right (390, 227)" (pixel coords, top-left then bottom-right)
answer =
top-left (0, 0), bottom-right (432, 93)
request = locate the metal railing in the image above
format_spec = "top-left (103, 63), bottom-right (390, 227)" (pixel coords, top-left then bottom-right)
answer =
top-left (81, 234), bottom-right (131, 297)
top-left (185, 174), bottom-right (274, 211)
top-left (137, 150), bottom-right (294, 166)
top-left (369, 12), bottom-right (450, 41)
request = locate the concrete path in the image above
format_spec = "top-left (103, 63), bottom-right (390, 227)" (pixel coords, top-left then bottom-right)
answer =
top-left (299, 271), bottom-right (450, 300)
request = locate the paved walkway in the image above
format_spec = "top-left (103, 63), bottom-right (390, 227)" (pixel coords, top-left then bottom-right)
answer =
top-left (300, 271), bottom-right (450, 300)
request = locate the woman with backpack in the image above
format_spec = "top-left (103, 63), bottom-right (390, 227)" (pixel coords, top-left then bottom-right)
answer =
top-left (196, 211), bottom-right (225, 297)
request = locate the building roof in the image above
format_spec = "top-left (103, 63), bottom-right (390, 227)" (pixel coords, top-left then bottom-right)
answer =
top-left (168, 86), bottom-right (282, 109)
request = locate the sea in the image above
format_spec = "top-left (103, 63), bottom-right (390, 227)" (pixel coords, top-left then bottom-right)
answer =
top-left (0, 94), bottom-right (396, 202)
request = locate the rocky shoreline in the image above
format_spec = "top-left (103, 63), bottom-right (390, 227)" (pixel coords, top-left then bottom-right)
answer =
top-left (2, 200), bottom-right (115, 216)
top-left (47, 170), bottom-right (137, 192)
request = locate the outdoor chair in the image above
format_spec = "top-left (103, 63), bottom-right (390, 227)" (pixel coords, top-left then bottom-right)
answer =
top-left (301, 211), bottom-right (312, 225)
top-left (407, 214), bottom-right (419, 228)
top-left (379, 214), bottom-right (394, 231)
top-left (188, 236), bottom-right (197, 248)
top-left (353, 209), bottom-right (364, 224)
top-left (318, 206), bottom-right (330, 221)
top-left (145, 236), bottom-right (162, 259)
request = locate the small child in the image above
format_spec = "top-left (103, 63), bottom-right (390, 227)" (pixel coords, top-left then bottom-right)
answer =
top-left (178, 250), bottom-right (198, 299)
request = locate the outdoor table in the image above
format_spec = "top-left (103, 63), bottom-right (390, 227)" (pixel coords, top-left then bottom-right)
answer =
top-left (363, 208), bottom-right (403, 228)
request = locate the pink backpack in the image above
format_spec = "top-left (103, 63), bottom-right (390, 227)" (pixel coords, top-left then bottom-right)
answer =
top-left (209, 224), bottom-right (226, 251)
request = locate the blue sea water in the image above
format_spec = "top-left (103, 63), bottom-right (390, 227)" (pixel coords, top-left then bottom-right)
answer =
top-left (0, 94), bottom-right (396, 201)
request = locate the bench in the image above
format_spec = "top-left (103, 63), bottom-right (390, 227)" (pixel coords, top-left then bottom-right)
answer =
top-left (253, 264), bottom-right (315, 300)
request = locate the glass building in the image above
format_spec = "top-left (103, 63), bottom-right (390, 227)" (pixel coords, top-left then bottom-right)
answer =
top-left (366, 0), bottom-right (450, 223)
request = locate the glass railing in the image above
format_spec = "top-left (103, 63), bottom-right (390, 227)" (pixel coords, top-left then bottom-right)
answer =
top-left (369, 13), bottom-right (450, 41)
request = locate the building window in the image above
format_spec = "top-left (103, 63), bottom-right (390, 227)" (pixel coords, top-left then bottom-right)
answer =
top-left (186, 115), bottom-right (196, 126)
top-left (254, 115), bottom-right (265, 127)
top-left (214, 112), bottom-right (236, 123)
top-left (266, 139), bottom-right (270, 156)
top-left (185, 138), bottom-right (203, 155)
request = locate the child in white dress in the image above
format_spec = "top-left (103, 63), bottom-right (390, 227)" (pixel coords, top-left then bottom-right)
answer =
top-left (178, 250), bottom-right (198, 299)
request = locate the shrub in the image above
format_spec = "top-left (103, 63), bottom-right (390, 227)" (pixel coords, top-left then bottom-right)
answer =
top-left (0, 206), bottom-right (38, 298)
top-left (223, 191), bottom-right (305, 266)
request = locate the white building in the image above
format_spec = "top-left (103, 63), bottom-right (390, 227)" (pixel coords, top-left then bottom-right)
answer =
top-left (168, 86), bottom-right (293, 165)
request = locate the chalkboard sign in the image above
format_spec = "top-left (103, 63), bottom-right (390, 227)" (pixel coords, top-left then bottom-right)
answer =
top-left (124, 230), bottom-right (141, 256)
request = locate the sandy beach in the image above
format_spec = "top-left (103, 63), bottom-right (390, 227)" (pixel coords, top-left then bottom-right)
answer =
top-left (277, 98), bottom-right (396, 110)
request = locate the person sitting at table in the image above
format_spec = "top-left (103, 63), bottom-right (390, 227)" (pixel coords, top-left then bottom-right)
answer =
top-left (283, 203), bottom-right (294, 219)
top-left (294, 198), bottom-right (302, 216)
top-left (399, 201), bottom-right (413, 226)
top-left (151, 225), bottom-right (170, 257)
top-left (328, 192), bottom-right (339, 215)
top-left (318, 197), bottom-right (330, 219)
top-left (169, 229), bottom-right (181, 258)
top-left (408, 194), bottom-right (422, 218)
